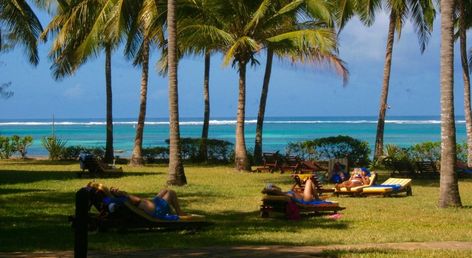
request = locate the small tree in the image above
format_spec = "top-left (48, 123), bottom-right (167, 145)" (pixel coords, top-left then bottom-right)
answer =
top-left (11, 135), bottom-right (33, 159)
top-left (0, 136), bottom-right (15, 159)
top-left (41, 136), bottom-right (67, 160)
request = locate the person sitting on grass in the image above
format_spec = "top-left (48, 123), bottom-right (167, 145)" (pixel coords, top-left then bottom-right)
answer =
top-left (109, 187), bottom-right (187, 220)
top-left (335, 168), bottom-right (370, 191)
top-left (263, 177), bottom-right (321, 203)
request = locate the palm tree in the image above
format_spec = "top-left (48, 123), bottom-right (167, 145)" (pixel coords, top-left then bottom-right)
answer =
top-left (128, 0), bottom-right (166, 166)
top-left (200, 51), bottom-right (211, 162)
top-left (167, 0), bottom-right (186, 185)
top-left (42, 0), bottom-right (139, 163)
top-left (373, 0), bottom-right (436, 160)
top-left (0, 0), bottom-right (43, 65)
top-left (439, 0), bottom-right (461, 208)
top-left (181, 0), bottom-right (344, 170)
top-left (457, 0), bottom-right (472, 166)
top-left (253, 0), bottom-right (364, 164)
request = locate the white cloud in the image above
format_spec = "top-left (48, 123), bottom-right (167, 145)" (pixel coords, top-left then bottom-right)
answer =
top-left (63, 83), bottom-right (84, 98)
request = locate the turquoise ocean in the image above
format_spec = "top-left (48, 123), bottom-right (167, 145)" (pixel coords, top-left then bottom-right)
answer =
top-left (0, 116), bottom-right (467, 157)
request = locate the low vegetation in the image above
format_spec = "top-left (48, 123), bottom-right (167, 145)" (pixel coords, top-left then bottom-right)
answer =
top-left (0, 160), bottom-right (471, 255)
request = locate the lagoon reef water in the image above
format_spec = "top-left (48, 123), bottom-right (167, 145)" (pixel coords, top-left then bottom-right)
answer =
top-left (0, 116), bottom-right (465, 157)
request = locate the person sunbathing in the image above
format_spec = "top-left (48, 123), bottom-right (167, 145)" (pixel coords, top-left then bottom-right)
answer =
top-left (263, 177), bottom-right (321, 202)
top-left (335, 168), bottom-right (370, 191)
top-left (109, 187), bottom-right (187, 219)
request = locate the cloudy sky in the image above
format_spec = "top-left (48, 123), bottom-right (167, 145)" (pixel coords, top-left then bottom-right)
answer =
top-left (0, 7), bottom-right (471, 120)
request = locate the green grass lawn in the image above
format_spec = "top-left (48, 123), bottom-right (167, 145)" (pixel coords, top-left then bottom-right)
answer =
top-left (1, 159), bottom-right (471, 256)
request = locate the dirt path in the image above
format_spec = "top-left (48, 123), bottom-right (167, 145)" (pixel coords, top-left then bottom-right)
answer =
top-left (2, 241), bottom-right (472, 258)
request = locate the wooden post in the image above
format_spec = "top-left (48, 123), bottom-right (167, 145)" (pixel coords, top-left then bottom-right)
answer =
top-left (74, 188), bottom-right (89, 258)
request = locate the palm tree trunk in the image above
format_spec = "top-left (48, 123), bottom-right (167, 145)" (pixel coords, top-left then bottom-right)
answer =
top-left (439, 0), bottom-right (461, 208)
top-left (235, 60), bottom-right (250, 171)
top-left (104, 44), bottom-right (114, 163)
top-left (374, 11), bottom-right (396, 161)
top-left (254, 48), bottom-right (273, 164)
top-left (167, 0), bottom-right (186, 185)
top-left (199, 52), bottom-right (211, 162)
top-left (459, 0), bottom-right (472, 167)
top-left (130, 39), bottom-right (150, 166)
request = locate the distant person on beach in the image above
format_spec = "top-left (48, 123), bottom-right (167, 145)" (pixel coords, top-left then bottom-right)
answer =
top-left (263, 177), bottom-right (320, 202)
top-left (335, 168), bottom-right (370, 191)
top-left (109, 187), bottom-right (187, 219)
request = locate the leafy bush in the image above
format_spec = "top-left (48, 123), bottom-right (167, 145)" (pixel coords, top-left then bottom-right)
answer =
top-left (409, 141), bottom-right (441, 162)
top-left (384, 144), bottom-right (412, 162)
top-left (142, 146), bottom-right (169, 163)
top-left (11, 135), bottom-right (33, 159)
top-left (0, 136), bottom-right (15, 159)
top-left (61, 145), bottom-right (105, 160)
top-left (41, 136), bottom-right (67, 160)
top-left (153, 138), bottom-right (234, 164)
top-left (286, 135), bottom-right (371, 167)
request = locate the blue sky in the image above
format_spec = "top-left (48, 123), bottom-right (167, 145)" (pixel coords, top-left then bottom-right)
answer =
top-left (0, 8), bottom-right (471, 120)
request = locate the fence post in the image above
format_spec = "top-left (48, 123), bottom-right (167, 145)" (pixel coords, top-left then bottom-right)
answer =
top-left (74, 187), bottom-right (89, 258)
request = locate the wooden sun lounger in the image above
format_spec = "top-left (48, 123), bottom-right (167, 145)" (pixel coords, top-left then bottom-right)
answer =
top-left (361, 178), bottom-right (413, 197)
top-left (78, 154), bottom-right (123, 178)
top-left (70, 182), bottom-right (209, 232)
top-left (254, 152), bottom-right (282, 173)
top-left (260, 195), bottom-right (344, 218)
top-left (333, 172), bottom-right (377, 197)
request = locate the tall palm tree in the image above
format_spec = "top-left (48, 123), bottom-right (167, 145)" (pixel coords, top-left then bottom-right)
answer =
top-left (373, 0), bottom-right (436, 160)
top-left (0, 0), bottom-right (43, 65)
top-left (457, 0), bottom-right (472, 166)
top-left (42, 0), bottom-right (139, 163)
top-left (439, 0), bottom-right (461, 208)
top-left (254, 0), bottom-right (367, 164)
top-left (181, 0), bottom-right (343, 170)
top-left (167, 0), bottom-right (186, 185)
top-left (200, 51), bottom-right (211, 162)
top-left (128, 0), bottom-right (166, 166)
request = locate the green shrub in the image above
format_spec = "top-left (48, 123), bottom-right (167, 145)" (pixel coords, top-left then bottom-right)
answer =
top-left (0, 136), bottom-right (15, 159)
top-left (286, 135), bottom-right (371, 167)
top-left (41, 136), bottom-right (67, 160)
top-left (61, 145), bottom-right (105, 160)
top-left (157, 138), bottom-right (234, 164)
top-left (409, 141), bottom-right (441, 162)
top-left (142, 146), bottom-right (169, 163)
top-left (11, 135), bottom-right (33, 159)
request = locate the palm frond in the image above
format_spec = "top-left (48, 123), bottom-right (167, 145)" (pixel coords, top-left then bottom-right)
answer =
top-left (243, 0), bottom-right (271, 34)
top-left (469, 47), bottom-right (472, 73)
top-left (355, 0), bottom-right (382, 27)
top-left (0, 0), bottom-right (43, 65)
top-left (223, 36), bottom-right (261, 66)
top-left (409, 0), bottom-right (435, 53)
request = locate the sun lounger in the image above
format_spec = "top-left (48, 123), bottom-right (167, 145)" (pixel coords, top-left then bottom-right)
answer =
top-left (254, 152), bottom-right (282, 173)
top-left (70, 182), bottom-right (209, 232)
top-left (260, 194), bottom-right (344, 218)
top-left (361, 178), bottom-right (412, 197)
top-left (333, 172), bottom-right (377, 197)
top-left (78, 153), bottom-right (123, 178)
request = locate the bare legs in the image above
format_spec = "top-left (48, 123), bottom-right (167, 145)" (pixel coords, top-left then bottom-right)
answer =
top-left (110, 188), bottom-right (187, 216)
top-left (302, 178), bottom-right (320, 201)
top-left (157, 189), bottom-right (187, 216)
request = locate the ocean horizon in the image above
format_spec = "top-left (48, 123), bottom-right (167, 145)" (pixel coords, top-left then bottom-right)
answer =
top-left (0, 116), bottom-right (467, 157)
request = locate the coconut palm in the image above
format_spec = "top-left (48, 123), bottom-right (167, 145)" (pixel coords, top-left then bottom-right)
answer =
top-left (0, 0), bottom-right (43, 65)
top-left (457, 0), bottom-right (472, 166)
top-left (167, 0), bottom-right (186, 185)
top-left (128, 0), bottom-right (166, 166)
top-left (42, 0), bottom-right (139, 163)
top-left (439, 0), bottom-right (461, 208)
top-left (180, 0), bottom-right (343, 170)
top-left (373, 0), bottom-right (436, 160)
top-left (253, 0), bottom-right (382, 164)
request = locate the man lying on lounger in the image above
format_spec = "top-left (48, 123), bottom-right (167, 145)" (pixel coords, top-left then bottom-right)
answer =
top-left (109, 187), bottom-right (187, 219)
